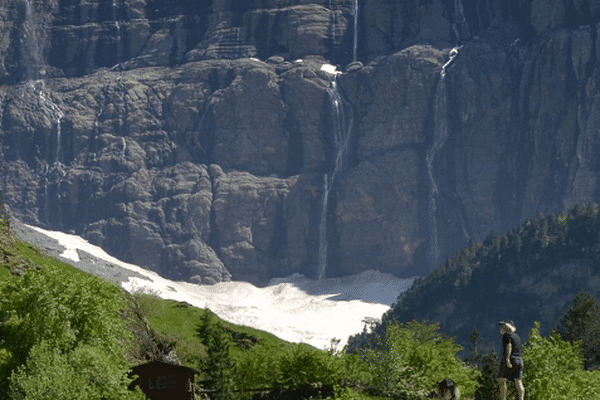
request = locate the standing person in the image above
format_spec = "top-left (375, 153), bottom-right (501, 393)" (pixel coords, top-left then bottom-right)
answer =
top-left (497, 320), bottom-right (525, 400)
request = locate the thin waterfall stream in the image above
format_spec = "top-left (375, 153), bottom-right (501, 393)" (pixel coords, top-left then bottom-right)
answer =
top-left (317, 77), bottom-right (353, 280)
top-left (30, 80), bottom-right (65, 226)
top-left (352, 0), bottom-right (358, 62)
top-left (121, 137), bottom-right (127, 160)
top-left (21, 0), bottom-right (67, 226)
top-left (111, 0), bottom-right (125, 68)
top-left (28, 80), bottom-right (65, 166)
top-left (21, 0), bottom-right (44, 79)
top-left (426, 47), bottom-right (460, 268)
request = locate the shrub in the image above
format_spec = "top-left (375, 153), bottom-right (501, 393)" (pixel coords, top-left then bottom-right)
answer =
top-left (0, 266), bottom-right (142, 399)
top-left (8, 341), bottom-right (144, 400)
top-left (359, 320), bottom-right (480, 399)
top-left (523, 321), bottom-right (600, 400)
top-left (236, 343), bottom-right (282, 390)
top-left (278, 343), bottom-right (343, 389)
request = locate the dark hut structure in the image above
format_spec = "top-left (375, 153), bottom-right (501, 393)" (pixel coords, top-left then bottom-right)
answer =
top-left (129, 360), bottom-right (200, 400)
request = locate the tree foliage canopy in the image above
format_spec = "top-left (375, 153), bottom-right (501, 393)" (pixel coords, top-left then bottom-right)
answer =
top-left (523, 321), bottom-right (600, 400)
top-left (0, 265), bottom-right (143, 399)
top-left (556, 291), bottom-right (600, 369)
top-left (358, 320), bottom-right (480, 399)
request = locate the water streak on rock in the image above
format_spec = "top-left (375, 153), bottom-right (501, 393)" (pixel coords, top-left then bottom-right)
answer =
top-left (452, 0), bottom-right (470, 42)
top-left (426, 47), bottom-right (459, 268)
top-left (121, 137), bottom-right (127, 160)
top-left (352, 0), bottom-right (358, 62)
top-left (317, 79), bottom-right (352, 280)
top-left (29, 80), bottom-right (65, 165)
top-left (21, 0), bottom-right (44, 79)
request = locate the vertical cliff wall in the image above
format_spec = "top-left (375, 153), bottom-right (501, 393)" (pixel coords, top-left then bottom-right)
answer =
top-left (1, 0), bottom-right (600, 285)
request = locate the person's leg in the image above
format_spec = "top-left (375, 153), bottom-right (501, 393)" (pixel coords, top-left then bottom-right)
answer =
top-left (514, 379), bottom-right (525, 400)
top-left (497, 377), bottom-right (507, 400)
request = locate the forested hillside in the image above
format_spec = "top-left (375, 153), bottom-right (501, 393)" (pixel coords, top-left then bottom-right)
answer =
top-left (349, 205), bottom-right (600, 356)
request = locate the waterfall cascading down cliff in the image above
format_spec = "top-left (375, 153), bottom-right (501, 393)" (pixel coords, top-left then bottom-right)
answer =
top-left (32, 81), bottom-right (65, 226)
top-left (426, 47), bottom-right (459, 268)
top-left (114, 21), bottom-right (123, 68)
top-left (20, 0), bottom-right (66, 228)
top-left (20, 0), bottom-right (44, 80)
top-left (452, 0), bottom-right (469, 43)
top-left (110, 2), bottom-right (128, 164)
top-left (114, 77), bottom-right (127, 135)
top-left (317, 78), bottom-right (353, 280)
top-left (352, 0), bottom-right (358, 63)
top-left (121, 137), bottom-right (127, 161)
top-left (317, 0), bottom-right (359, 279)
top-left (20, 0), bottom-right (63, 165)
top-left (27, 80), bottom-right (65, 166)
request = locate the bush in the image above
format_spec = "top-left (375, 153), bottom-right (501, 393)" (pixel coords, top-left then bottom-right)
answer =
top-left (8, 342), bottom-right (143, 400)
top-left (236, 343), bottom-right (282, 391)
top-left (359, 320), bottom-right (480, 399)
top-left (278, 344), bottom-right (342, 389)
top-left (237, 342), bottom-right (343, 396)
top-left (0, 266), bottom-right (142, 399)
top-left (523, 321), bottom-right (600, 400)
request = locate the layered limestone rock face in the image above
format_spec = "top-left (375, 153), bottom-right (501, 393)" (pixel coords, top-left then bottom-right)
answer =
top-left (0, 0), bottom-right (357, 82)
top-left (2, 0), bottom-right (600, 285)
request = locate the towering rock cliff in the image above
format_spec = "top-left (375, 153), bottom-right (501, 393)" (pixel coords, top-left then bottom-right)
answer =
top-left (1, 0), bottom-right (600, 285)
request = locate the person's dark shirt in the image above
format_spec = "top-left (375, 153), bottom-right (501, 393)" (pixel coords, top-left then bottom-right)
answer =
top-left (502, 332), bottom-right (522, 359)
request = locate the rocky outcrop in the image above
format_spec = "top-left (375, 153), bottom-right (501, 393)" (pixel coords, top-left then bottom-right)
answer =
top-left (0, 58), bottom-right (334, 285)
top-left (2, 0), bottom-right (600, 285)
top-left (0, 0), bottom-right (357, 82)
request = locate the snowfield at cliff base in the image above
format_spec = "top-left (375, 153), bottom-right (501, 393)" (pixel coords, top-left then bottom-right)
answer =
top-left (26, 225), bottom-right (417, 350)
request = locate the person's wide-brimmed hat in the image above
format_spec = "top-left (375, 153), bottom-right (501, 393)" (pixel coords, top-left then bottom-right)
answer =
top-left (498, 320), bottom-right (516, 332)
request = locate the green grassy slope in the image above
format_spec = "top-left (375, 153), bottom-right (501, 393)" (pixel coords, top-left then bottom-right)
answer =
top-left (132, 293), bottom-right (292, 370)
top-left (0, 218), bottom-right (293, 364)
top-left (0, 218), bottom-right (300, 398)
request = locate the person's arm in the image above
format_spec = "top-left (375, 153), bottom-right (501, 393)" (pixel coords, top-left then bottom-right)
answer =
top-left (505, 342), bottom-right (512, 368)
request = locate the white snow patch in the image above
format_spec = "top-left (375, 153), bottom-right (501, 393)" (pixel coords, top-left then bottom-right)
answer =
top-left (320, 63), bottom-right (340, 75)
top-left (26, 225), bottom-right (416, 349)
top-left (61, 248), bottom-right (81, 262)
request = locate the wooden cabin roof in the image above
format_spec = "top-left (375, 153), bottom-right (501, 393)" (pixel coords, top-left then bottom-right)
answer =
top-left (130, 360), bottom-right (201, 376)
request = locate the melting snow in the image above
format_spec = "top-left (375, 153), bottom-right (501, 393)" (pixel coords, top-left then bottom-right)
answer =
top-left (25, 225), bottom-right (416, 349)
top-left (320, 63), bottom-right (340, 75)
